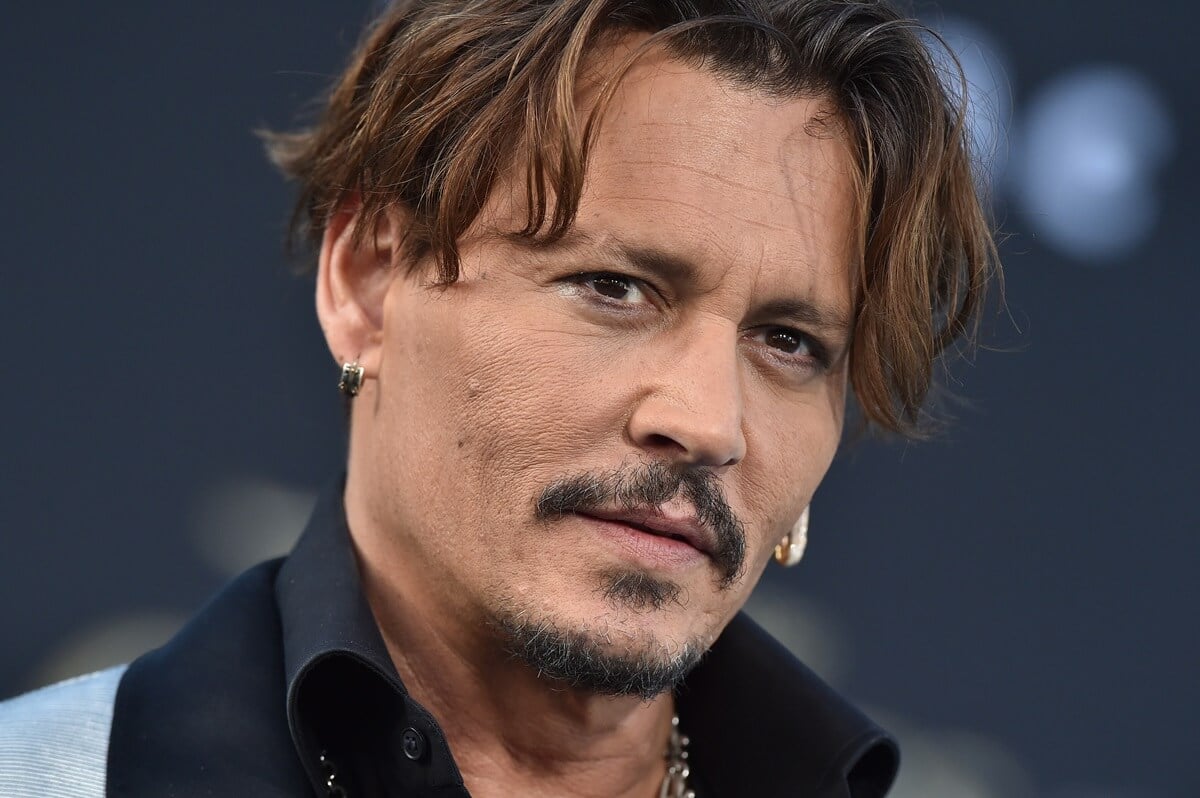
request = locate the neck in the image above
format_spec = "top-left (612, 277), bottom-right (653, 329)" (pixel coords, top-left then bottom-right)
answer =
top-left (347, 497), bottom-right (674, 798)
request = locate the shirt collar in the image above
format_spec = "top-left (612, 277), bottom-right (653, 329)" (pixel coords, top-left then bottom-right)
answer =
top-left (275, 480), bottom-right (898, 797)
top-left (679, 614), bottom-right (898, 796)
top-left (275, 480), bottom-right (466, 795)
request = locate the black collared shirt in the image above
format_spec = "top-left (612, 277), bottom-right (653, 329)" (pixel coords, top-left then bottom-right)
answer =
top-left (107, 482), bottom-right (898, 797)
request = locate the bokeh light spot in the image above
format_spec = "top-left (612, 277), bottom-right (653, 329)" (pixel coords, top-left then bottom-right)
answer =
top-left (1010, 66), bottom-right (1173, 263)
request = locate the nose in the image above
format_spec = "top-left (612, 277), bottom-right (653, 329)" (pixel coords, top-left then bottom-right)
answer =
top-left (626, 322), bottom-right (747, 468)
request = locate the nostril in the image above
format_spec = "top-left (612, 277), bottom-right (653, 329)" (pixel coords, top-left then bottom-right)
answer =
top-left (643, 432), bottom-right (687, 453)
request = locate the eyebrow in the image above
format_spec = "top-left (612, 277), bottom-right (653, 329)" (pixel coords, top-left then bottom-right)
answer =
top-left (508, 228), bottom-right (854, 339)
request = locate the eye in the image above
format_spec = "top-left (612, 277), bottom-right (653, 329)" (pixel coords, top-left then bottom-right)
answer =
top-left (752, 326), bottom-right (831, 370)
top-left (569, 272), bottom-right (653, 306)
top-left (762, 327), bottom-right (812, 356)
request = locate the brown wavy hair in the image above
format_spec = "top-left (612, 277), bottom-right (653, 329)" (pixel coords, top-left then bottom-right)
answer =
top-left (265, 0), bottom-right (999, 436)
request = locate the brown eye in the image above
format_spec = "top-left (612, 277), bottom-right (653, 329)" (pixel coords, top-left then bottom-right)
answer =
top-left (590, 274), bottom-right (633, 300)
top-left (571, 272), bottom-right (651, 305)
top-left (765, 327), bottom-right (809, 355)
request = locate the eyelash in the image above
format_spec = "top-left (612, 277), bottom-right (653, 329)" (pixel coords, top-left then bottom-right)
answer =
top-left (757, 327), bottom-right (831, 370)
top-left (564, 271), bottom-right (833, 371)
top-left (567, 272), bottom-right (653, 309)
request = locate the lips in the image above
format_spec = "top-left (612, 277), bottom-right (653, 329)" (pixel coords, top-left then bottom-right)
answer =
top-left (575, 506), bottom-right (714, 557)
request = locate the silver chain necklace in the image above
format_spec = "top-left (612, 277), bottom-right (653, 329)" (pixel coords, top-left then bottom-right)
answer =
top-left (660, 714), bottom-right (696, 798)
top-left (318, 714), bottom-right (694, 797)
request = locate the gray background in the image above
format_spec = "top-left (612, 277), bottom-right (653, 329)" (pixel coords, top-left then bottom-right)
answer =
top-left (2, 3), bottom-right (1196, 796)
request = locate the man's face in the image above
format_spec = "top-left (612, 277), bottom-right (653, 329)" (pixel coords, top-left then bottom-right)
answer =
top-left (350, 47), bottom-right (856, 694)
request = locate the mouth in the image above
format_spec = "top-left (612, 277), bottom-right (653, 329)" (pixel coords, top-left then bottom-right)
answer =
top-left (574, 507), bottom-right (713, 570)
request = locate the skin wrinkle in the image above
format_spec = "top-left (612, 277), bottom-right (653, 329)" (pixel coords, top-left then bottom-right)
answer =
top-left (589, 192), bottom-right (790, 237)
top-left (327, 42), bottom-right (856, 798)
top-left (607, 156), bottom-right (800, 200)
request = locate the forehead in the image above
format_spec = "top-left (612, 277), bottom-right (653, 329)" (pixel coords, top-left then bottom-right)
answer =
top-left (581, 45), bottom-right (855, 298)
top-left (473, 42), bottom-right (858, 317)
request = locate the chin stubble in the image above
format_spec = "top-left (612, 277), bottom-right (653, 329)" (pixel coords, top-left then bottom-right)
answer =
top-left (598, 568), bottom-right (685, 611)
top-left (481, 461), bottom-right (744, 697)
top-left (489, 608), bottom-right (707, 699)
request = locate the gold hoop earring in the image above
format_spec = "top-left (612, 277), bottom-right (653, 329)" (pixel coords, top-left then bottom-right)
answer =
top-left (338, 361), bottom-right (365, 397)
top-left (774, 506), bottom-right (809, 567)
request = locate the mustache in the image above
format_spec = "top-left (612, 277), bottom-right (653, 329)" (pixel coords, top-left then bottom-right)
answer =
top-left (534, 461), bottom-right (746, 587)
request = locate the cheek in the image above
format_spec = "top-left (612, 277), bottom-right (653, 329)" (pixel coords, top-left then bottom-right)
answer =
top-left (456, 347), bottom-right (581, 471)
top-left (419, 297), bottom-right (626, 504)
top-left (738, 392), bottom-right (843, 547)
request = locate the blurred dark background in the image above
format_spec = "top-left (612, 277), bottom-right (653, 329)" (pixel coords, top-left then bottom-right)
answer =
top-left (2, 3), bottom-right (1196, 796)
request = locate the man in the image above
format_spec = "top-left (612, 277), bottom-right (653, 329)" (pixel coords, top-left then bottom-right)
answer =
top-left (0, 1), bottom-right (995, 796)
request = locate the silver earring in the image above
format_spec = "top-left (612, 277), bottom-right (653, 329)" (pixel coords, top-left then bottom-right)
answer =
top-left (774, 506), bottom-right (809, 567)
top-left (338, 361), bottom-right (365, 397)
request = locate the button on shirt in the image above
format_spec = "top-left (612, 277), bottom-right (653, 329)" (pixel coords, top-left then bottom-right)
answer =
top-left (105, 481), bottom-right (898, 797)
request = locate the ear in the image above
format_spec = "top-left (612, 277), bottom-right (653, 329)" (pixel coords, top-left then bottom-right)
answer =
top-left (315, 201), bottom-right (400, 380)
